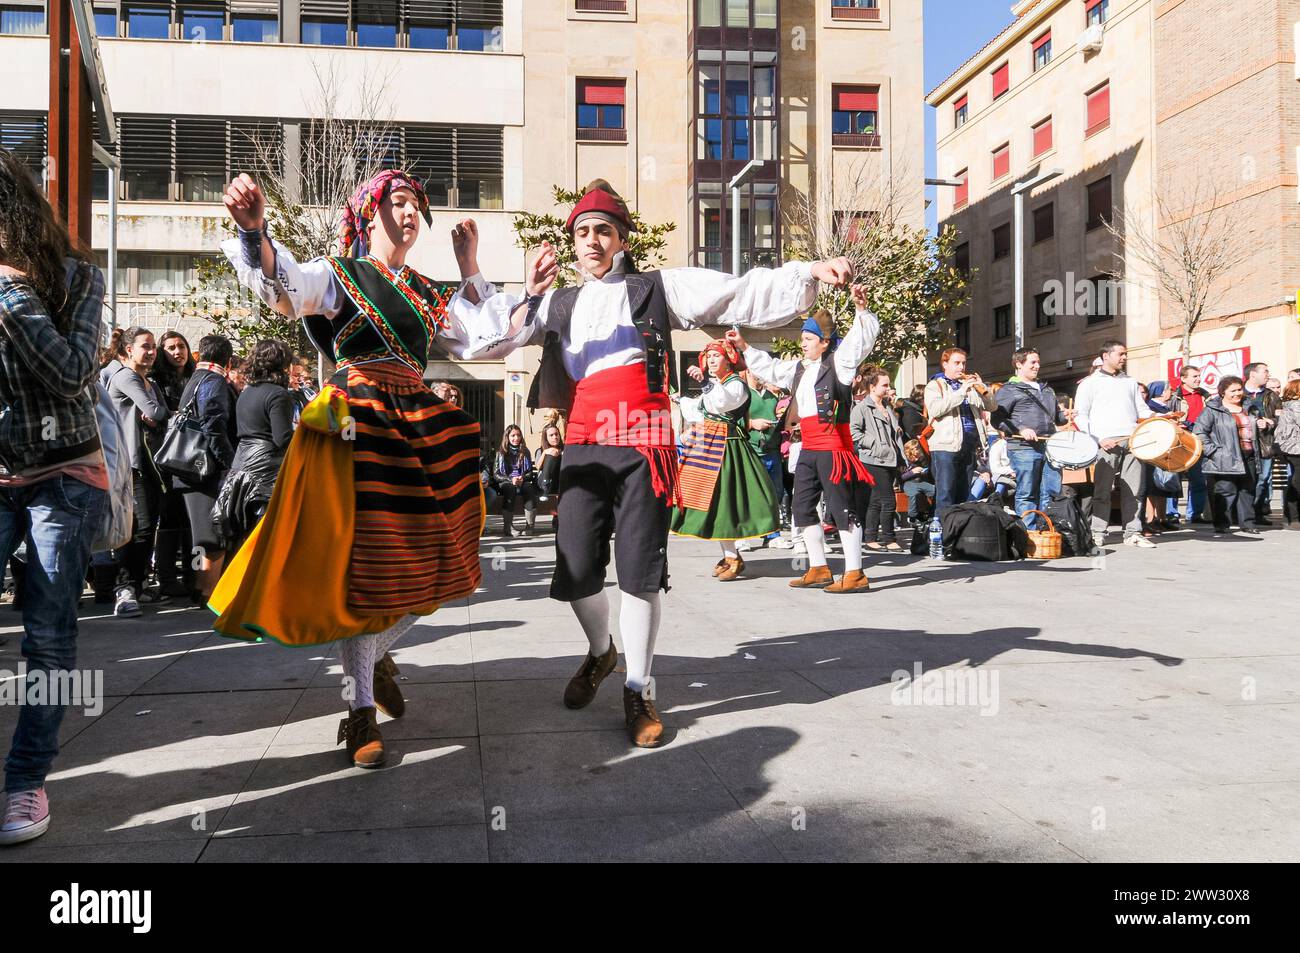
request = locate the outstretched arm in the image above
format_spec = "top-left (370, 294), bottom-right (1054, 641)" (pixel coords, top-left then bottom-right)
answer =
top-left (443, 243), bottom-right (560, 360)
top-left (832, 284), bottom-right (880, 386)
top-left (661, 257), bottom-right (854, 331)
top-left (220, 174), bottom-right (339, 320)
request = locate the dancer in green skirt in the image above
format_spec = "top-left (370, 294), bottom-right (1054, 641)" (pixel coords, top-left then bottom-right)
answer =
top-left (671, 339), bottom-right (780, 581)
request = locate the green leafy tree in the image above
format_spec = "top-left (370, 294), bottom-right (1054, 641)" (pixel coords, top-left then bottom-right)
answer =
top-left (511, 185), bottom-right (677, 286)
top-left (772, 221), bottom-right (973, 370)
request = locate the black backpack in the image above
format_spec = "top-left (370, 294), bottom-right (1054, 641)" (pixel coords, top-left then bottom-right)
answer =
top-left (940, 500), bottom-right (1028, 561)
top-left (1044, 489), bottom-right (1091, 557)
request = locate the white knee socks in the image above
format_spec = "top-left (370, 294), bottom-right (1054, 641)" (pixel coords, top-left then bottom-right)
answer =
top-left (719, 541), bottom-right (738, 560)
top-left (339, 614), bottom-right (419, 711)
top-left (620, 591), bottom-right (661, 692)
top-left (802, 523), bottom-right (828, 567)
top-left (571, 590), bottom-right (612, 656)
top-left (842, 522), bottom-right (864, 572)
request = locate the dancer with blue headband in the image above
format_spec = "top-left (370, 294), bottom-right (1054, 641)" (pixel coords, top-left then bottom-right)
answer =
top-left (731, 284), bottom-right (880, 593)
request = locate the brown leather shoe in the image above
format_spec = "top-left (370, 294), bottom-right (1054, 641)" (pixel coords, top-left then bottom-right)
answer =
top-left (710, 557), bottom-right (729, 578)
top-left (337, 706), bottom-right (385, 768)
top-left (373, 653), bottom-right (406, 719)
top-left (789, 565), bottom-right (834, 589)
top-left (563, 640), bottom-right (619, 710)
top-left (825, 569), bottom-right (870, 593)
top-left (623, 686), bottom-right (665, 748)
top-left (716, 555), bottom-right (745, 581)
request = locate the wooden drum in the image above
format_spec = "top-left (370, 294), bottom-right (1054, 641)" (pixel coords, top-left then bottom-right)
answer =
top-left (1129, 417), bottom-right (1203, 473)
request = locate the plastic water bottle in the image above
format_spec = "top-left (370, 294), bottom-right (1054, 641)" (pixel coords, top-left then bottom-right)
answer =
top-left (928, 517), bottom-right (944, 560)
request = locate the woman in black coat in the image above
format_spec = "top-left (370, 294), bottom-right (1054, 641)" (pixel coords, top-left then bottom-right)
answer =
top-left (176, 334), bottom-right (239, 599)
top-left (215, 339), bottom-right (295, 551)
top-left (1192, 376), bottom-right (1260, 536)
top-left (150, 331), bottom-right (196, 596)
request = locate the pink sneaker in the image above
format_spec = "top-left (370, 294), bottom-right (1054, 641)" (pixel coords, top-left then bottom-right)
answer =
top-left (0, 788), bottom-right (50, 845)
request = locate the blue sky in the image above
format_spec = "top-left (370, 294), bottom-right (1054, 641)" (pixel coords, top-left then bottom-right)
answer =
top-left (923, 0), bottom-right (1019, 230)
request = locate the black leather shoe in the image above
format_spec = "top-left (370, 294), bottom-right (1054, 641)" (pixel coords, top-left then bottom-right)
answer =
top-left (563, 641), bottom-right (618, 710)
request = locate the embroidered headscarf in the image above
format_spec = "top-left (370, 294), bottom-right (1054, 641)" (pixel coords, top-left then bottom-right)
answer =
top-left (338, 170), bottom-right (433, 257)
top-left (698, 338), bottom-right (746, 375)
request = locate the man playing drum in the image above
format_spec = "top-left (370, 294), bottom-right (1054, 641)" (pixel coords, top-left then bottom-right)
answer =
top-left (993, 348), bottom-right (1076, 530)
top-left (1074, 340), bottom-right (1155, 549)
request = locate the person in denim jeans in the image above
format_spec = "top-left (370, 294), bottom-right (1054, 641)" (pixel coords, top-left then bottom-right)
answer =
top-left (0, 148), bottom-right (110, 844)
top-left (992, 348), bottom-right (1073, 529)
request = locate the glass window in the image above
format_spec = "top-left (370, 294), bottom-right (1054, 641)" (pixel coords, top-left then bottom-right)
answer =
top-left (577, 104), bottom-right (599, 128)
top-left (726, 0), bottom-right (748, 28)
top-left (1, 6), bottom-right (45, 34)
top-left (753, 65), bottom-right (775, 115)
top-left (994, 305), bottom-right (1012, 340)
top-left (125, 4), bottom-right (169, 39)
top-left (754, 0), bottom-right (775, 29)
top-left (992, 223), bottom-right (1011, 260)
top-left (181, 8), bottom-right (225, 42)
top-left (731, 119), bottom-right (749, 160)
top-left (458, 24), bottom-right (501, 51)
top-left (1087, 0), bottom-right (1109, 27)
top-left (955, 103), bottom-right (968, 127)
top-left (136, 254), bottom-right (195, 296)
top-left (357, 22), bottom-right (397, 47)
top-left (410, 24), bottom-right (450, 49)
top-left (232, 15), bottom-right (277, 42)
top-left (1034, 291), bottom-right (1055, 328)
top-left (302, 18), bottom-right (347, 46)
top-left (699, 0), bottom-right (721, 28)
top-left (1033, 37), bottom-right (1052, 71)
top-left (700, 64), bottom-right (721, 115)
top-left (94, 10), bottom-right (116, 35)
top-left (955, 317), bottom-right (971, 350)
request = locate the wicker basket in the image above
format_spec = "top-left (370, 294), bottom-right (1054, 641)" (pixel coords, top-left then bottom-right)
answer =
top-left (1022, 509), bottom-right (1063, 560)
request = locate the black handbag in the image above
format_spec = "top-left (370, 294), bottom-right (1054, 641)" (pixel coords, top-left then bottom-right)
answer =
top-left (154, 390), bottom-right (215, 481)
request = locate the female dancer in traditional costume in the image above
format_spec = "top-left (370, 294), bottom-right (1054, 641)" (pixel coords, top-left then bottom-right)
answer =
top-left (671, 340), bottom-right (780, 581)
top-left (450, 179), bottom-right (852, 747)
top-left (733, 284), bottom-right (880, 593)
top-left (215, 171), bottom-right (510, 768)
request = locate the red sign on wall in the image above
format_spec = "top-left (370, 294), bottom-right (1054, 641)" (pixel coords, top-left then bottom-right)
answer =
top-left (1167, 347), bottom-right (1252, 390)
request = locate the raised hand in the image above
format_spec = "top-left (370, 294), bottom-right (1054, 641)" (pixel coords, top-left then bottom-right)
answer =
top-left (223, 173), bottom-right (265, 231)
top-left (686, 365), bottom-right (705, 383)
top-left (850, 282), bottom-right (868, 311)
top-left (811, 256), bottom-right (853, 287)
top-left (724, 327), bottom-right (748, 352)
top-left (526, 242), bottom-right (559, 297)
top-left (451, 218), bottom-right (479, 269)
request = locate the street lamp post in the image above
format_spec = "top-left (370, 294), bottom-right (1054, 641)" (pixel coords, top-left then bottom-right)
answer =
top-left (1011, 168), bottom-right (1064, 350)
top-left (728, 159), bottom-right (766, 275)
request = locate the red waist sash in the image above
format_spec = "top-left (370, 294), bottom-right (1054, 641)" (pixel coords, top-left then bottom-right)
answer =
top-left (799, 417), bottom-right (873, 485)
top-left (566, 363), bottom-right (682, 507)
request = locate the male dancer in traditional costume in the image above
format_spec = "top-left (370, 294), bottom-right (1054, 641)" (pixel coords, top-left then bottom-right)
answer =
top-left (216, 172), bottom-right (513, 768)
top-left (672, 340), bottom-right (780, 581)
top-left (734, 283), bottom-right (880, 593)
top-left (451, 180), bottom-right (852, 747)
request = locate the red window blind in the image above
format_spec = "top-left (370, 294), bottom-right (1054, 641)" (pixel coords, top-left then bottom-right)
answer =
top-left (992, 63), bottom-right (1009, 99)
top-left (837, 86), bottom-right (879, 111)
top-left (954, 94), bottom-right (968, 114)
top-left (1086, 83), bottom-right (1110, 133)
top-left (579, 80), bottom-right (626, 106)
top-left (1085, 0), bottom-right (1104, 11)
top-left (992, 145), bottom-right (1010, 180)
top-left (955, 171), bottom-right (969, 208)
top-left (1033, 30), bottom-right (1051, 52)
top-left (1033, 118), bottom-right (1053, 156)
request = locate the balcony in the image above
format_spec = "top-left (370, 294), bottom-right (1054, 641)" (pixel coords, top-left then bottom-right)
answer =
top-left (831, 4), bottom-right (881, 21)
top-left (832, 132), bottom-right (881, 149)
top-left (575, 0), bottom-right (628, 11)
top-left (576, 127), bottom-right (627, 143)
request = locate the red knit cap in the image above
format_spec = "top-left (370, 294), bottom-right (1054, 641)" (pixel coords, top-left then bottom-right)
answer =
top-left (565, 179), bottom-right (636, 235)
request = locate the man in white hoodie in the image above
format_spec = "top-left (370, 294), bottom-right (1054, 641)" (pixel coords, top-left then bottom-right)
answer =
top-left (1074, 340), bottom-right (1153, 548)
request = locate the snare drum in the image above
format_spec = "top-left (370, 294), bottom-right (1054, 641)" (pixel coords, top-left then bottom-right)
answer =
top-left (1129, 416), bottom-right (1203, 473)
top-left (1044, 430), bottom-right (1101, 470)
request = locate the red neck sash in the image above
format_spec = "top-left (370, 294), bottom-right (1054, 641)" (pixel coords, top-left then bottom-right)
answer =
top-left (799, 416), bottom-right (873, 485)
top-left (566, 363), bottom-right (682, 506)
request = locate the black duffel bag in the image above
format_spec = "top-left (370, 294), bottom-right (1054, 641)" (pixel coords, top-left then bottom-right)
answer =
top-left (940, 500), bottom-right (1028, 561)
top-left (1044, 488), bottom-right (1093, 557)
